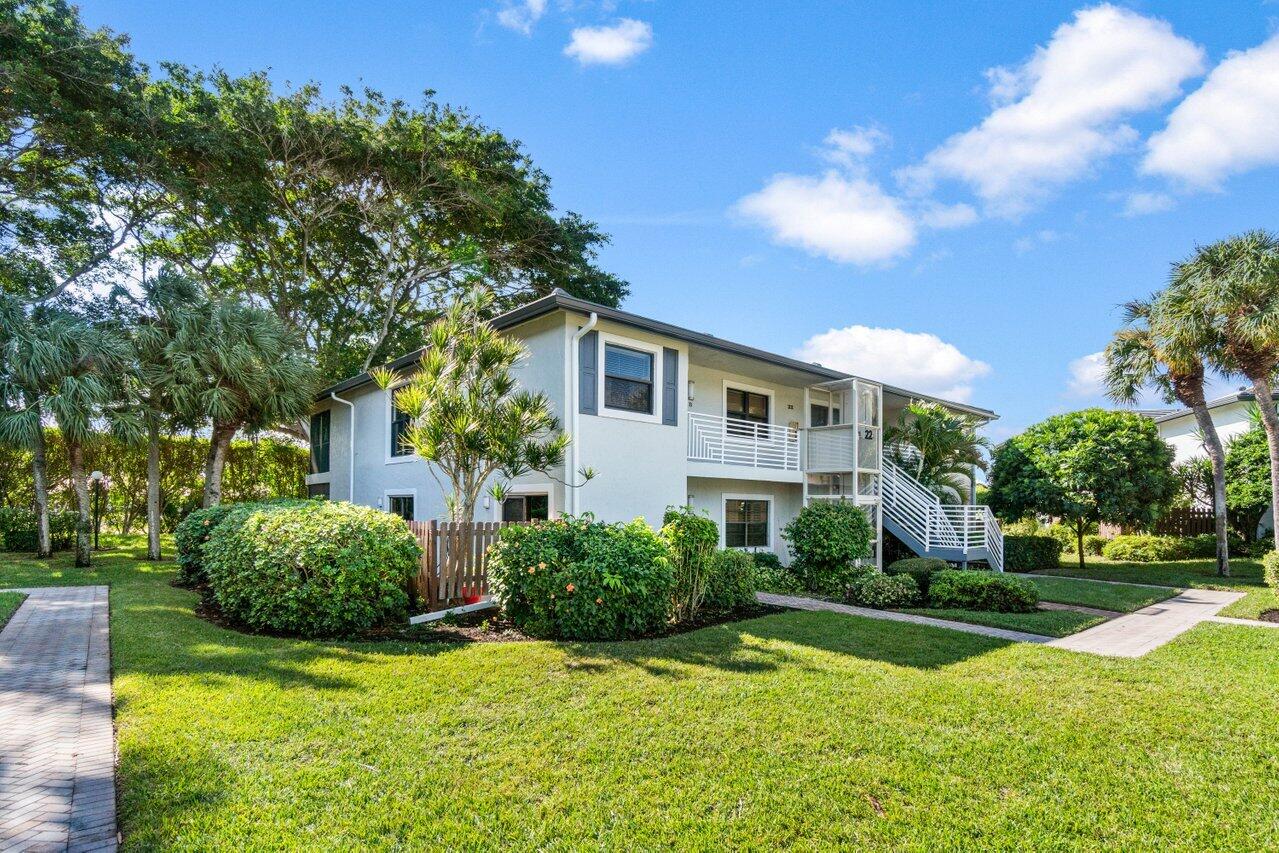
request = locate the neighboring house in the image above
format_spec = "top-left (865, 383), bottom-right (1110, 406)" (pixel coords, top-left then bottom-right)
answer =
top-left (1145, 391), bottom-right (1276, 539)
top-left (306, 290), bottom-right (1003, 568)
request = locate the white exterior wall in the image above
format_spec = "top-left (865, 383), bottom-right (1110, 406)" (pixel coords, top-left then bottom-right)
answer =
top-left (687, 477), bottom-right (803, 563)
top-left (1157, 401), bottom-right (1254, 464)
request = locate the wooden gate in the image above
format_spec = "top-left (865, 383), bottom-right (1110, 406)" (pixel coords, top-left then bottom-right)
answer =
top-left (409, 520), bottom-right (520, 610)
top-left (1151, 507), bottom-right (1215, 536)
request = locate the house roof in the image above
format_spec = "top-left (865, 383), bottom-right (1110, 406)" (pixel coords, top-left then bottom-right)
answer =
top-left (1146, 390), bottom-right (1275, 424)
top-left (316, 289), bottom-right (998, 420)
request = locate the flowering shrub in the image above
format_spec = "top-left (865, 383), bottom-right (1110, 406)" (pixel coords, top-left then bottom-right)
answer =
top-left (847, 572), bottom-right (920, 609)
top-left (173, 503), bottom-right (242, 586)
top-left (488, 516), bottom-right (674, 640)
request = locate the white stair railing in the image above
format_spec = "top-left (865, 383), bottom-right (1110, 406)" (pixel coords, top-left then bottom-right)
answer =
top-left (881, 454), bottom-right (1004, 572)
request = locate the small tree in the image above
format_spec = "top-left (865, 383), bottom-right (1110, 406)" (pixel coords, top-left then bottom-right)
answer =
top-left (661, 505), bottom-right (719, 623)
top-left (373, 288), bottom-right (587, 522)
top-left (987, 409), bottom-right (1177, 571)
top-left (1224, 426), bottom-right (1271, 542)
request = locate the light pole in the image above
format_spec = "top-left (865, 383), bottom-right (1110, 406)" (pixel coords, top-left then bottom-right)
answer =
top-left (89, 470), bottom-right (105, 551)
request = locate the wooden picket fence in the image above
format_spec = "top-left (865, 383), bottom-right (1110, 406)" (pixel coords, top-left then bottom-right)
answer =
top-left (408, 520), bottom-right (522, 610)
top-left (1151, 506), bottom-right (1215, 537)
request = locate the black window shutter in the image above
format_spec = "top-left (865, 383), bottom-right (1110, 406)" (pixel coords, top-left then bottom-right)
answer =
top-left (662, 347), bottom-right (678, 426)
top-left (579, 330), bottom-right (598, 415)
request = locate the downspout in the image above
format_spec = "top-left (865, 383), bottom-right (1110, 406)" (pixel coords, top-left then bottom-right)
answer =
top-left (329, 392), bottom-right (356, 502)
top-left (568, 312), bottom-right (599, 516)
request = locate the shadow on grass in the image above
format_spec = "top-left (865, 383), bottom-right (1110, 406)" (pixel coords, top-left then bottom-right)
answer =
top-left (559, 608), bottom-right (1013, 678)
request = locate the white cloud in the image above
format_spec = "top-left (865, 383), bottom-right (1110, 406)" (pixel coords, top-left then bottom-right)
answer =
top-left (1066, 351), bottom-right (1106, 397)
top-left (795, 325), bottom-right (992, 402)
top-left (898, 4), bottom-right (1204, 217)
top-left (821, 126), bottom-right (889, 167)
top-left (1120, 190), bottom-right (1176, 216)
top-left (919, 201), bottom-right (978, 229)
top-left (564, 18), bottom-right (652, 65)
top-left (1143, 33), bottom-right (1279, 189)
top-left (496, 0), bottom-right (547, 35)
top-left (736, 172), bottom-right (917, 266)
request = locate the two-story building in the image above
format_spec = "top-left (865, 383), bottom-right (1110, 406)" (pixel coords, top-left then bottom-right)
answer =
top-left (305, 290), bottom-right (1004, 569)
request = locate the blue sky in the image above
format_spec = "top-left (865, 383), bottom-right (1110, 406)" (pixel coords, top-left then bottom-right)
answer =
top-left (77, 1), bottom-right (1279, 438)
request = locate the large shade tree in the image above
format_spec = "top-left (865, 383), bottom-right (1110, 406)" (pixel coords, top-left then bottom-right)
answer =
top-left (1105, 295), bottom-right (1231, 576)
top-left (1163, 231), bottom-right (1279, 551)
top-left (988, 409), bottom-right (1178, 570)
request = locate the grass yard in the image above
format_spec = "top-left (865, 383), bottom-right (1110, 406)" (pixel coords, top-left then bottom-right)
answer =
top-left (3, 537), bottom-right (1279, 849)
top-left (1034, 556), bottom-right (1276, 620)
top-left (0, 590), bottom-right (24, 630)
top-left (899, 605), bottom-right (1105, 637)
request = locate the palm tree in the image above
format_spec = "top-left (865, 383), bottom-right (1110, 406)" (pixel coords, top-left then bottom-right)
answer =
top-left (1105, 295), bottom-right (1230, 576)
top-left (884, 401), bottom-right (990, 504)
top-left (166, 296), bottom-right (318, 507)
top-left (0, 295), bottom-right (54, 556)
top-left (1164, 231), bottom-right (1279, 551)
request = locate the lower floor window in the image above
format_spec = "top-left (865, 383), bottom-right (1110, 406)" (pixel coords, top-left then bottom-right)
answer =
top-left (388, 494), bottom-right (414, 522)
top-left (307, 482), bottom-right (331, 500)
top-left (725, 498), bottom-right (769, 548)
top-left (502, 494), bottom-right (549, 522)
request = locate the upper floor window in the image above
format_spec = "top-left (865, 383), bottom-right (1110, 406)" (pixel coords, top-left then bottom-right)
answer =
top-left (727, 388), bottom-right (769, 424)
top-left (390, 391), bottom-right (413, 457)
top-left (604, 344), bottom-right (654, 414)
top-left (310, 410), bottom-right (330, 474)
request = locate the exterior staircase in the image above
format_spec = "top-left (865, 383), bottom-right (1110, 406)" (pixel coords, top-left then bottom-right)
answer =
top-left (880, 448), bottom-right (1004, 571)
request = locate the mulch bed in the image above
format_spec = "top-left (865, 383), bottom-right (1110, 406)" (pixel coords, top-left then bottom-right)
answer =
top-left (1260, 609), bottom-right (1279, 625)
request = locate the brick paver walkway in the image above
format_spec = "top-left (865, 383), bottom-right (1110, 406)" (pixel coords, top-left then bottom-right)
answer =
top-left (0, 587), bottom-right (117, 852)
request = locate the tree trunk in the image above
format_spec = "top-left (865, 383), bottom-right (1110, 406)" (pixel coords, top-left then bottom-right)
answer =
top-left (1188, 402), bottom-right (1230, 576)
top-left (68, 441), bottom-right (92, 567)
top-left (146, 422), bottom-right (162, 560)
top-left (1075, 518), bottom-right (1085, 572)
top-left (1247, 376), bottom-right (1279, 551)
top-left (31, 427), bottom-right (52, 558)
top-left (202, 421), bottom-right (238, 508)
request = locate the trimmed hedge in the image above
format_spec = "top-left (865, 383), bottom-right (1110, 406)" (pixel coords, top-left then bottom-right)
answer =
top-left (1101, 534), bottom-right (1186, 563)
top-left (929, 569), bottom-right (1039, 612)
top-left (782, 500), bottom-right (874, 595)
top-left (885, 557), bottom-right (949, 597)
top-left (174, 503), bottom-right (242, 586)
top-left (0, 507), bottom-right (77, 552)
top-left (1264, 552), bottom-right (1279, 599)
top-left (1002, 535), bottom-right (1062, 571)
top-left (202, 501), bottom-right (420, 638)
top-left (702, 550), bottom-right (759, 613)
top-left (489, 516), bottom-right (675, 641)
top-left (847, 572), bottom-right (920, 609)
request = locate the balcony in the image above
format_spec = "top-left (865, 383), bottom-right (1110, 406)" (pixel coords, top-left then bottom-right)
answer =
top-left (687, 412), bottom-right (801, 479)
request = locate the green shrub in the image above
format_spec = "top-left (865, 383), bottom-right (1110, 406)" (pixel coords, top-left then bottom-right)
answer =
top-left (702, 549), bottom-right (759, 613)
top-left (885, 557), bottom-right (949, 597)
top-left (174, 503), bottom-right (242, 586)
top-left (202, 501), bottom-right (420, 638)
top-left (1263, 552), bottom-right (1279, 600)
top-left (929, 569), bottom-right (1039, 612)
top-left (0, 508), bottom-right (77, 552)
top-left (1002, 535), bottom-right (1062, 571)
top-left (750, 551), bottom-right (804, 594)
top-left (847, 572), bottom-right (920, 609)
top-left (1101, 534), bottom-right (1187, 563)
top-left (782, 500), bottom-right (874, 595)
top-left (661, 505), bottom-right (719, 622)
top-left (1001, 517), bottom-right (1044, 537)
top-left (1082, 534), bottom-right (1108, 556)
top-left (488, 516), bottom-right (675, 641)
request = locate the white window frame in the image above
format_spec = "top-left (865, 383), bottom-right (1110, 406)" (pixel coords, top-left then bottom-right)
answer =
top-left (721, 491), bottom-right (773, 551)
top-left (597, 331), bottom-right (664, 424)
top-left (384, 382), bottom-right (416, 465)
top-left (494, 483), bottom-right (556, 522)
top-left (383, 488), bottom-right (418, 522)
top-left (722, 379), bottom-right (775, 425)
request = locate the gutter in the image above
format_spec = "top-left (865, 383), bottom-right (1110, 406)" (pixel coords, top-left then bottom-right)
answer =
top-left (329, 392), bottom-right (355, 502)
top-left (568, 312), bottom-right (598, 516)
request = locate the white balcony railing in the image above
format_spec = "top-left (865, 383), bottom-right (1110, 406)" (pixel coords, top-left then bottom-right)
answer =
top-left (687, 412), bottom-right (800, 471)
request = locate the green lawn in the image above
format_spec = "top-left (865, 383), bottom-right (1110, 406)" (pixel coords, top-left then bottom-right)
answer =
top-left (0, 591), bottom-right (24, 630)
top-left (3, 537), bottom-right (1279, 849)
top-left (899, 605), bottom-right (1105, 637)
top-left (1032, 556), bottom-right (1276, 620)
top-left (1020, 574), bottom-right (1179, 613)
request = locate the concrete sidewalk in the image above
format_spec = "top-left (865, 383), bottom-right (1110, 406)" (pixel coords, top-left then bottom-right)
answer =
top-left (1046, 588), bottom-right (1244, 657)
top-left (0, 586), bottom-right (117, 852)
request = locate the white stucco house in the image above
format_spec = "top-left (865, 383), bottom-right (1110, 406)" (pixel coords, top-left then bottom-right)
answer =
top-left (304, 290), bottom-right (1004, 569)
top-left (1145, 391), bottom-right (1275, 538)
